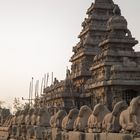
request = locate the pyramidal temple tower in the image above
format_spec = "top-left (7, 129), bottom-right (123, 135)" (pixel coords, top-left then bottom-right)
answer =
top-left (41, 0), bottom-right (140, 113)
top-left (70, 0), bottom-right (115, 107)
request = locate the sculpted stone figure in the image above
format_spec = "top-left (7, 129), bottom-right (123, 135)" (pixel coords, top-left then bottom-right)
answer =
top-left (16, 110), bottom-right (24, 138)
top-left (25, 108), bottom-right (34, 125)
top-left (26, 108), bottom-right (39, 140)
top-left (55, 110), bottom-right (67, 129)
top-left (11, 111), bottom-right (20, 138)
top-left (25, 108), bottom-right (35, 139)
top-left (88, 103), bottom-right (110, 133)
top-left (27, 107), bottom-right (51, 139)
top-left (74, 105), bottom-right (92, 132)
top-left (31, 108), bottom-right (39, 126)
top-left (11, 111), bottom-right (20, 126)
top-left (62, 108), bottom-right (79, 131)
top-left (17, 110), bottom-right (27, 126)
top-left (36, 107), bottom-right (51, 127)
top-left (120, 96), bottom-right (140, 134)
top-left (20, 110), bottom-right (28, 139)
top-left (50, 114), bottom-right (56, 128)
top-left (50, 110), bottom-right (67, 129)
top-left (102, 101), bottom-right (128, 132)
top-left (49, 110), bottom-right (67, 140)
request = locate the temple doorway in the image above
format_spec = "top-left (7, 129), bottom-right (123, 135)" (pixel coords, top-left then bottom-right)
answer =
top-left (122, 89), bottom-right (138, 105)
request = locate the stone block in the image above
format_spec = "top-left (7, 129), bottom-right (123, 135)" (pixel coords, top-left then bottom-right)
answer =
top-left (68, 131), bottom-right (85, 140)
top-left (100, 133), bottom-right (133, 140)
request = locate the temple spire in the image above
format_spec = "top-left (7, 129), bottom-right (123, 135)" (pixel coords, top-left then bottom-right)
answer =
top-left (113, 5), bottom-right (121, 16)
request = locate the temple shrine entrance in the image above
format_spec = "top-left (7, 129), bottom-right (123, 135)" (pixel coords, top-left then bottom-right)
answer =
top-left (122, 89), bottom-right (138, 105)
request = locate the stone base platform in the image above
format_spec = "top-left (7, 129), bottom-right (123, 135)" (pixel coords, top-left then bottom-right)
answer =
top-left (67, 132), bottom-right (140, 140)
top-left (0, 128), bottom-right (140, 140)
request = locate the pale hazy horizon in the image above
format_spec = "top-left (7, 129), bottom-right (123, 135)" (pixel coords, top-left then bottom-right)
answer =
top-left (0, 0), bottom-right (140, 108)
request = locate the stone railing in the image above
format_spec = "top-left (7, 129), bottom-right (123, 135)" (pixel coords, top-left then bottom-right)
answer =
top-left (0, 97), bottom-right (140, 140)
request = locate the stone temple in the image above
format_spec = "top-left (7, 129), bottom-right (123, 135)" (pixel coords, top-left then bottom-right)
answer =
top-left (38, 0), bottom-right (140, 113)
top-left (0, 0), bottom-right (140, 140)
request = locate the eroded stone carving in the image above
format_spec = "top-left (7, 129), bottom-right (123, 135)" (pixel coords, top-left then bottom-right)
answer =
top-left (74, 105), bottom-right (92, 132)
top-left (50, 110), bottom-right (67, 129)
top-left (31, 108), bottom-right (39, 125)
top-left (120, 96), bottom-right (140, 134)
top-left (88, 103), bottom-right (110, 133)
top-left (25, 108), bottom-right (35, 139)
top-left (36, 107), bottom-right (51, 127)
top-left (25, 108), bottom-right (34, 125)
top-left (34, 108), bottom-right (51, 139)
top-left (11, 111), bottom-right (20, 138)
top-left (102, 101), bottom-right (128, 132)
top-left (62, 108), bottom-right (79, 131)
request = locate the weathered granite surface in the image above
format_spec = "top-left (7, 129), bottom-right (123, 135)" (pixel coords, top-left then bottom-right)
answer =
top-left (1, 0), bottom-right (140, 140)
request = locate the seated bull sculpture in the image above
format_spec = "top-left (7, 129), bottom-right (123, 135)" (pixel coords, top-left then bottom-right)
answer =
top-left (74, 105), bottom-right (92, 132)
top-left (102, 101), bottom-right (128, 133)
top-left (16, 110), bottom-right (26, 138)
top-left (50, 110), bottom-right (67, 129)
top-left (25, 108), bottom-right (34, 126)
top-left (31, 108), bottom-right (40, 126)
top-left (36, 107), bottom-right (51, 127)
top-left (88, 103), bottom-right (110, 133)
top-left (62, 108), bottom-right (79, 131)
top-left (26, 108), bottom-right (40, 139)
top-left (120, 96), bottom-right (140, 134)
top-left (11, 111), bottom-right (20, 138)
top-left (25, 108), bottom-right (35, 139)
top-left (33, 108), bottom-right (51, 139)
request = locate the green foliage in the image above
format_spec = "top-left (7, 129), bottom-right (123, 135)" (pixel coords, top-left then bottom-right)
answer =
top-left (13, 97), bottom-right (23, 113)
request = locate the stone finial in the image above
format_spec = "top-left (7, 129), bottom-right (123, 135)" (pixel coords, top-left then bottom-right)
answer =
top-left (105, 4), bottom-right (132, 39)
top-left (113, 5), bottom-right (121, 16)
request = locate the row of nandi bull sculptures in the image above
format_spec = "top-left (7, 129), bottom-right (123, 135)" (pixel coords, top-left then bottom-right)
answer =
top-left (0, 96), bottom-right (140, 140)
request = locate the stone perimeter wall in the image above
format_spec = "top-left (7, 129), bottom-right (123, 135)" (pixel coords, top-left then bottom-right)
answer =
top-left (0, 97), bottom-right (140, 140)
top-left (0, 128), bottom-right (139, 140)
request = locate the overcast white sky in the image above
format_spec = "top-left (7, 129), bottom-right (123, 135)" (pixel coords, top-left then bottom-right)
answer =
top-left (0, 0), bottom-right (139, 108)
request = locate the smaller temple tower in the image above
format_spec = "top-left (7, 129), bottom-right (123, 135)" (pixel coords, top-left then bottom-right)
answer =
top-left (86, 5), bottom-right (140, 110)
top-left (43, 70), bottom-right (78, 114)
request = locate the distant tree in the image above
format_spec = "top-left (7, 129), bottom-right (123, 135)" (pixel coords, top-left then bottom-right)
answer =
top-left (13, 97), bottom-right (23, 113)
